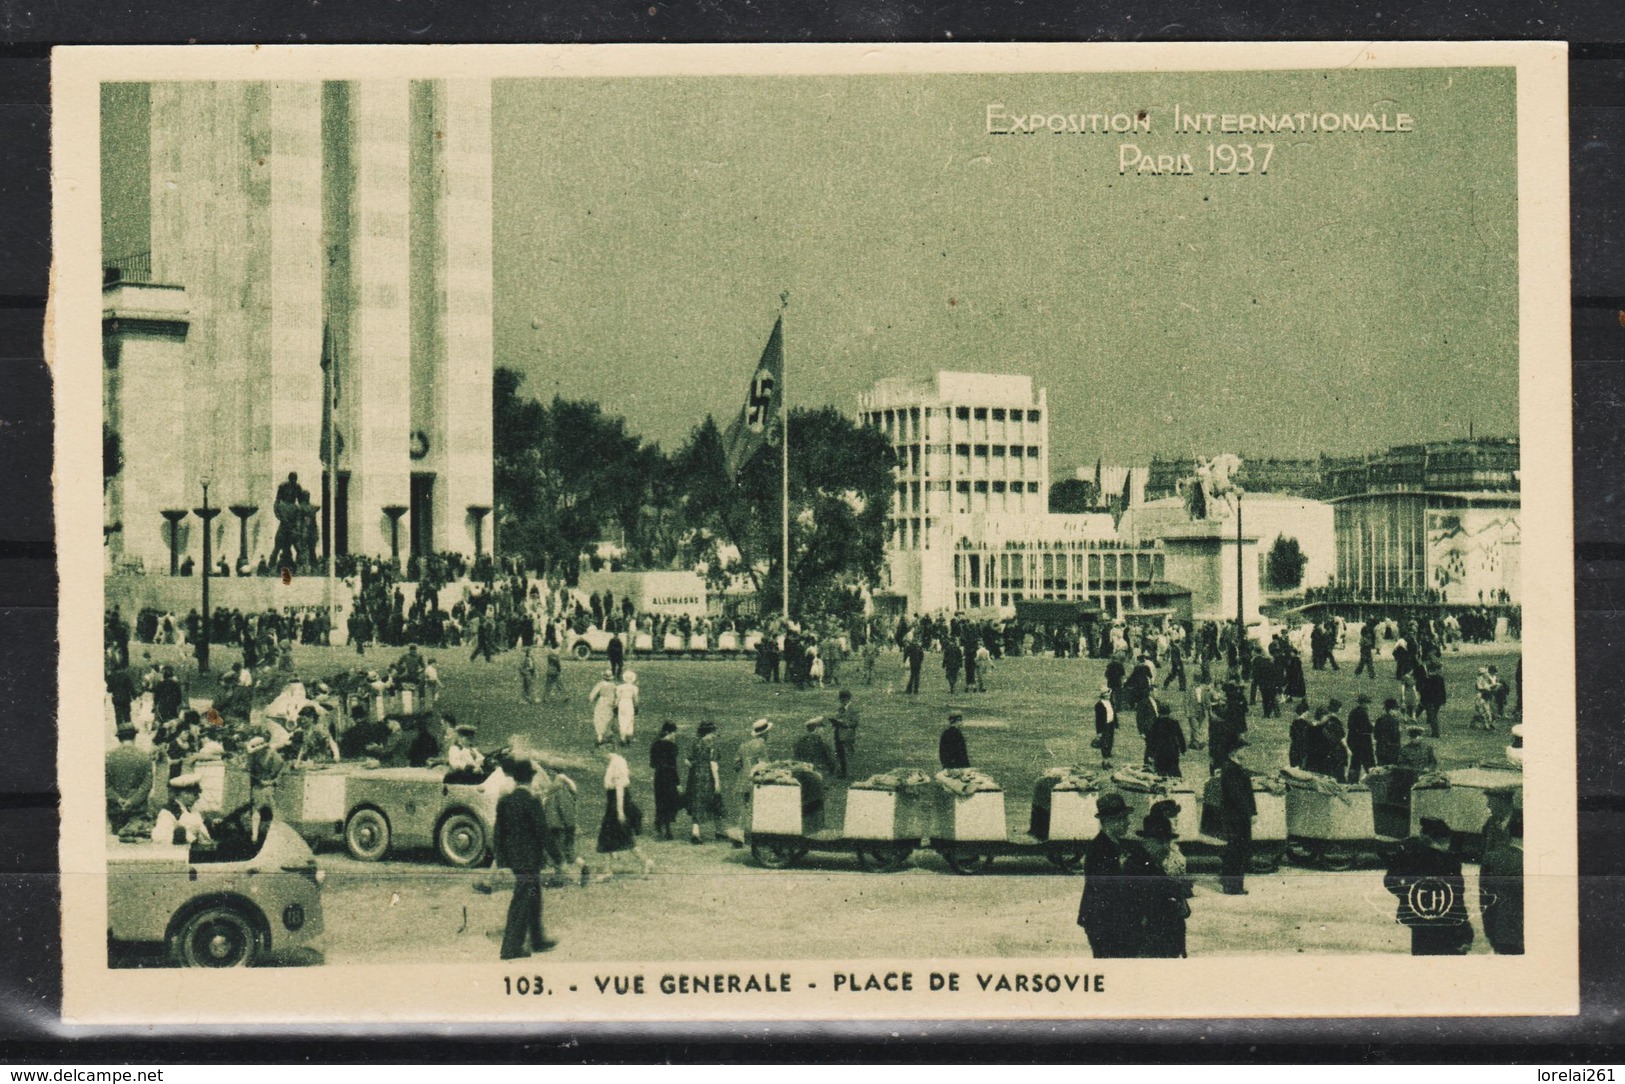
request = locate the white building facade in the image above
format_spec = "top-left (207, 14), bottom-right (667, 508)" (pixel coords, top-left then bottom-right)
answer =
top-left (102, 79), bottom-right (495, 578)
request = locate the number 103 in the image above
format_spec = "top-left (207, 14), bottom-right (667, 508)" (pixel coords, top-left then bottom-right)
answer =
top-left (1208, 143), bottom-right (1274, 174)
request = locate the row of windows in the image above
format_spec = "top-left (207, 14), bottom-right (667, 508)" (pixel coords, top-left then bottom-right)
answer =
top-left (953, 480), bottom-right (1041, 494)
top-left (951, 407), bottom-right (1041, 423)
top-left (958, 443), bottom-right (1040, 459)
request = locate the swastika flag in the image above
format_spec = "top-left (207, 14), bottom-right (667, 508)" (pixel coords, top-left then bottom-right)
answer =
top-left (722, 315), bottom-right (784, 476)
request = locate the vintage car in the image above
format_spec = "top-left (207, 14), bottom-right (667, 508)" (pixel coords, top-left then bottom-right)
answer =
top-left (217, 761), bottom-right (506, 866)
top-left (107, 819), bottom-right (324, 968)
top-left (564, 627), bottom-right (617, 660)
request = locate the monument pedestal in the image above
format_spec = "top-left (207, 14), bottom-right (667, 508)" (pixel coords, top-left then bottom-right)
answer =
top-left (1156, 518), bottom-right (1262, 625)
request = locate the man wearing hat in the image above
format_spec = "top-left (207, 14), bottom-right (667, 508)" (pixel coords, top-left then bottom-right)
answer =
top-left (151, 772), bottom-right (212, 847)
top-left (1480, 810), bottom-right (1524, 955)
top-left (1481, 785), bottom-right (1519, 858)
top-left (1077, 792), bottom-right (1141, 958)
top-left (794, 715), bottom-right (839, 777)
top-left (938, 713), bottom-right (970, 771)
top-left (244, 733), bottom-right (286, 840)
top-left (105, 723), bottom-right (151, 833)
top-left (1374, 698), bottom-right (1404, 767)
top-left (1397, 725), bottom-right (1438, 774)
top-left (1346, 693), bottom-right (1376, 784)
top-left (1145, 701), bottom-right (1187, 779)
top-left (831, 690), bottom-right (861, 779)
top-left (153, 664), bottom-right (184, 728)
top-left (495, 757), bottom-right (557, 959)
top-left (1384, 816), bottom-right (1474, 955)
top-left (445, 723), bottom-right (485, 781)
top-left (1217, 738), bottom-right (1256, 895)
top-left (1122, 813), bottom-right (1191, 958)
top-left (734, 719), bottom-right (773, 834)
top-left (1093, 686), bottom-right (1118, 768)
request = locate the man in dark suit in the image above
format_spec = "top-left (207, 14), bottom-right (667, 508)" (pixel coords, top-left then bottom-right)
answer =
top-left (1346, 693), bottom-right (1376, 784)
top-left (496, 759), bottom-right (557, 960)
top-left (1077, 792), bottom-right (1141, 958)
top-left (1479, 811), bottom-right (1524, 955)
top-left (938, 712), bottom-right (970, 770)
top-left (1218, 737), bottom-right (1256, 895)
top-left (1384, 816), bottom-right (1474, 955)
top-left (1093, 686), bottom-right (1118, 768)
top-left (904, 638), bottom-right (925, 695)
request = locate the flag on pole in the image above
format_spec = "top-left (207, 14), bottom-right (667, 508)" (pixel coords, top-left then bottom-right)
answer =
top-left (722, 316), bottom-right (784, 476)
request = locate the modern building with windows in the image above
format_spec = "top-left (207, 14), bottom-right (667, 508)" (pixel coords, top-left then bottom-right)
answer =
top-left (1328, 439), bottom-right (1521, 604)
top-left (101, 79), bottom-right (494, 579)
top-left (859, 372), bottom-right (1260, 623)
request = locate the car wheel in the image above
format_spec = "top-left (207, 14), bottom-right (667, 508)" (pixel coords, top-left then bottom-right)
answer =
top-left (345, 807), bottom-right (391, 862)
top-left (437, 812), bottom-right (487, 867)
top-left (172, 906), bottom-right (260, 968)
top-left (573, 642), bottom-right (592, 660)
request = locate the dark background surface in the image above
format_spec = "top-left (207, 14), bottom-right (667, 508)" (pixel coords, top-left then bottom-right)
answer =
top-left (2, 0), bottom-right (1625, 1060)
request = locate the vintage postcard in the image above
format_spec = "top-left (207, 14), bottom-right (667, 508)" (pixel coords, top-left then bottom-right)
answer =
top-left (53, 42), bottom-right (1575, 1025)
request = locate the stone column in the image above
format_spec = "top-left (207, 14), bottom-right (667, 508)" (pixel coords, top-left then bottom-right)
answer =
top-left (344, 81), bottom-right (413, 559)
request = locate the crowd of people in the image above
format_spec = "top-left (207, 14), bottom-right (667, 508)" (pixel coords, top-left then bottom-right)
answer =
top-left (106, 574), bottom-right (1524, 963)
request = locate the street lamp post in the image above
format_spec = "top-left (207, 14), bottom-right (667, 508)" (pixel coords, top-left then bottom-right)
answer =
top-left (194, 476), bottom-right (220, 672)
top-left (160, 509), bottom-right (188, 575)
top-left (1235, 489), bottom-right (1245, 642)
top-left (382, 505), bottom-right (409, 564)
top-left (229, 504), bottom-right (258, 573)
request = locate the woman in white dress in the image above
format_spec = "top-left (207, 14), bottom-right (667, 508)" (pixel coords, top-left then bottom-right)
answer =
top-left (588, 668), bottom-right (617, 746)
top-left (613, 671), bottom-right (639, 747)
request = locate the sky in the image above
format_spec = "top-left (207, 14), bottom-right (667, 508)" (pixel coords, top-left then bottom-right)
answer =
top-left (490, 67), bottom-right (1519, 473)
top-left (105, 67), bottom-right (1523, 476)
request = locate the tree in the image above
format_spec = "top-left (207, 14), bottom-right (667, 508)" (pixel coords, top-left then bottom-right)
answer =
top-left (1267, 535), bottom-right (1308, 590)
top-left (678, 406), bottom-right (894, 618)
top-left (1049, 477), bottom-right (1094, 514)
top-left (492, 367), bottom-right (657, 580)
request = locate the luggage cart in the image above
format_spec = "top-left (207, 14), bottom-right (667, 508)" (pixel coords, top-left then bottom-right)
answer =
top-left (1283, 774), bottom-right (1404, 869)
top-left (927, 771), bottom-right (1099, 875)
top-left (1196, 775), bottom-right (1289, 872)
top-left (745, 765), bottom-right (926, 872)
top-left (1409, 765), bottom-right (1523, 860)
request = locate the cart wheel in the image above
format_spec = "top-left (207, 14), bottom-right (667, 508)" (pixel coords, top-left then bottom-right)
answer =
top-left (942, 845), bottom-right (993, 875)
top-left (855, 842), bottom-right (913, 873)
top-left (1045, 847), bottom-right (1085, 872)
top-left (1320, 845), bottom-right (1355, 872)
top-left (1286, 840), bottom-right (1315, 867)
top-left (1249, 848), bottom-right (1283, 874)
top-left (750, 841), bottom-right (803, 869)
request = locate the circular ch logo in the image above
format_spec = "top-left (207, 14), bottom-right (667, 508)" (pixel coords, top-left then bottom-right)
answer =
top-left (1406, 877), bottom-right (1456, 921)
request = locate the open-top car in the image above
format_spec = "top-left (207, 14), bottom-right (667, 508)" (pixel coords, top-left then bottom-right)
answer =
top-left (223, 761), bottom-right (506, 866)
top-left (107, 817), bottom-right (325, 968)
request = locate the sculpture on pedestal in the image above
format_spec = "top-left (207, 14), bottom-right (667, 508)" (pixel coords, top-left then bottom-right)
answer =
top-left (271, 471), bottom-right (319, 572)
top-left (1182, 453), bottom-right (1244, 521)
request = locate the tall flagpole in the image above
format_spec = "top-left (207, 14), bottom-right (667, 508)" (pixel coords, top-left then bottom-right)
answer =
top-left (780, 292), bottom-right (790, 623)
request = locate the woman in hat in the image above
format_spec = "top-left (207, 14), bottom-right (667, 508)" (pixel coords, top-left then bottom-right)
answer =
top-left (1122, 813), bottom-right (1190, 958)
top-left (649, 720), bottom-right (683, 841)
top-left (685, 721), bottom-right (727, 844)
